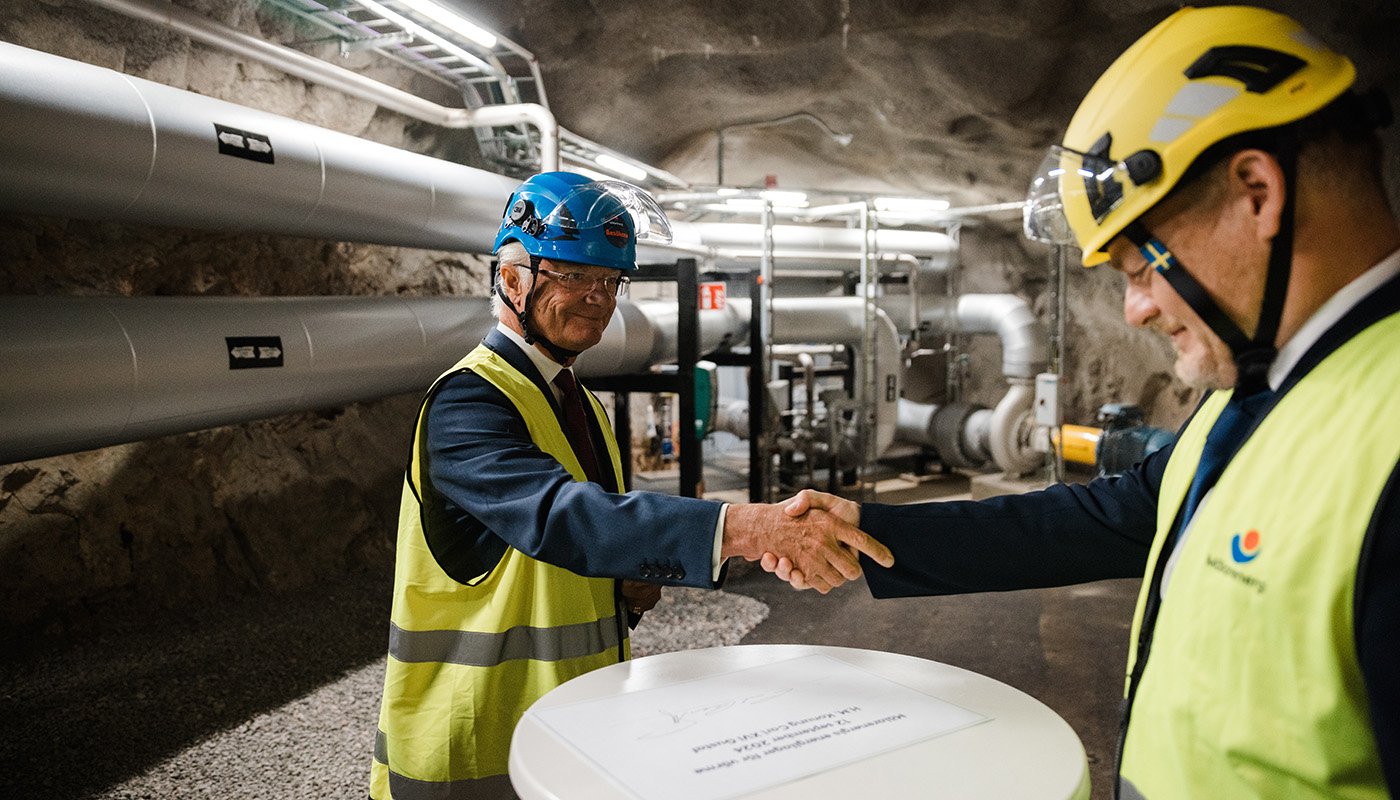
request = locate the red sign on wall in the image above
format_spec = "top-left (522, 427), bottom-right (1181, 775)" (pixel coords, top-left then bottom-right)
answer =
top-left (699, 282), bottom-right (727, 311)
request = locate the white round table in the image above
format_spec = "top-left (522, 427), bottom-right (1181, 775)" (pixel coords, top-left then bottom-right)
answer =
top-left (511, 644), bottom-right (1090, 800)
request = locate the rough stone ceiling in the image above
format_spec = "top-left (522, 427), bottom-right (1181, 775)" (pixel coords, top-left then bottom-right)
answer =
top-left (464, 0), bottom-right (1400, 206)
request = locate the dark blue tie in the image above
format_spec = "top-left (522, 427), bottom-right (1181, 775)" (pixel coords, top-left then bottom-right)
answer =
top-left (1178, 389), bottom-right (1275, 528)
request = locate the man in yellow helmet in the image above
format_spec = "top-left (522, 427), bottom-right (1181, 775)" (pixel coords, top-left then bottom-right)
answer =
top-left (775, 6), bottom-right (1399, 797)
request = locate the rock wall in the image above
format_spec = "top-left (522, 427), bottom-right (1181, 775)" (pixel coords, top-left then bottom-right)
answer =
top-left (0, 0), bottom-right (492, 640)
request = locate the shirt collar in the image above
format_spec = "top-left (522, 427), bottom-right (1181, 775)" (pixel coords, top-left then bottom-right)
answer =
top-left (1268, 246), bottom-right (1400, 390)
top-left (495, 322), bottom-right (567, 386)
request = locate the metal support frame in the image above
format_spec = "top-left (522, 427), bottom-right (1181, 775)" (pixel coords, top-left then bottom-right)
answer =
top-left (587, 259), bottom-right (703, 498)
top-left (1047, 244), bottom-right (1068, 484)
top-left (748, 201), bottom-right (776, 502)
top-left (857, 201), bottom-right (879, 501)
top-left (943, 221), bottom-right (964, 403)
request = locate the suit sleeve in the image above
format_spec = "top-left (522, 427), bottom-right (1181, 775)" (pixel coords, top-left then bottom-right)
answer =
top-left (1357, 460), bottom-right (1400, 794)
top-left (423, 370), bottom-right (722, 588)
top-left (860, 444), bottom-right (1168, 598)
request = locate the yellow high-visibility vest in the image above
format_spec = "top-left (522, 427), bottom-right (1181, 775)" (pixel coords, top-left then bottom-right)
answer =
top-left (1121, 312), bottom-right (1400, 799)
top-left (371, 344), bottom-right (627, 799)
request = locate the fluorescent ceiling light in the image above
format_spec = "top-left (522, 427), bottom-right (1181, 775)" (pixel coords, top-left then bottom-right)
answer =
top-left (873, 196), bottom-right (951, 213)
top-left (396, 0), bottom-right (498, 48)
top-left (715, 187), bottom-right (743, 196)
top-left (594, 153), bottom-right (648, 182)
top-left (356, 0), bottom-right (493, 71)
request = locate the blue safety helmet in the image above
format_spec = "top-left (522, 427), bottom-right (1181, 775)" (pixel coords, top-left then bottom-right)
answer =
top-left (492, 171), bottom-right (672, 271)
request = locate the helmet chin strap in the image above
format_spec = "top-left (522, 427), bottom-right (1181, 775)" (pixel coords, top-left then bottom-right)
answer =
top-left (495, 260), bottom-right (582, 363)
top-left (1123, 134), bottom-right (1298, 398)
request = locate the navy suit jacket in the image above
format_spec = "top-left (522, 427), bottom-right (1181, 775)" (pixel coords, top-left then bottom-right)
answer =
top-left (417, 328), bottom-right (722, 589)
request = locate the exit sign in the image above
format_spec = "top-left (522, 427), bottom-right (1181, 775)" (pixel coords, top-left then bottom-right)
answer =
top-left (699, 282), bottom-right (726, 311)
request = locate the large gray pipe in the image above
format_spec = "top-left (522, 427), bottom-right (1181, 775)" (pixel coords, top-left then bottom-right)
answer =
top-left (0, 291), bottom-right (1037, 465)
top-left (1, 293), bottom-right (900, 464)
top-left (0, 39), bottom-right (946, 274)
top-left (0, 40), bottom-right (518, 252)
top-left (653, 223), bottom-right (954, 270)
top-left (0, 296), bottom-right (490, 464)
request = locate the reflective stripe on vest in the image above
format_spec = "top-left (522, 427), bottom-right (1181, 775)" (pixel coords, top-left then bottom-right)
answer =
top-left (387, 618), bottom-right (621, 666)
top-left (1120, 312), bottom-right (1400, 798)
top-left (373, 729), bottom-right (516, 800)
top-left (371, 344), bottom-right (628, 798)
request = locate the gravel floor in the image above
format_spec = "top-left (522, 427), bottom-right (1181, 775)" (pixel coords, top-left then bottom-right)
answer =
top-left (1, 571), bottom-right (767, 800)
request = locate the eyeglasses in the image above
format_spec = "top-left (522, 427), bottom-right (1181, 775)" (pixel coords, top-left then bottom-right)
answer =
top-left (536, 267), bottom-right (630, 297)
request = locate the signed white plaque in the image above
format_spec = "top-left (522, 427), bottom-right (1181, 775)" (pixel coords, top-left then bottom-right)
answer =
top-left (528, 654), bottom-right (988, 800)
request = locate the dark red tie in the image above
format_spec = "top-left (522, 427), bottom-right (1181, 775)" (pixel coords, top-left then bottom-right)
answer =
top-left (552, 369), bottom-right (603, 483)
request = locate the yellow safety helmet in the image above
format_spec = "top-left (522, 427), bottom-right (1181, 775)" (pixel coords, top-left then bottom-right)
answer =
top-left (1024, 5), bottom-right (1356, 266)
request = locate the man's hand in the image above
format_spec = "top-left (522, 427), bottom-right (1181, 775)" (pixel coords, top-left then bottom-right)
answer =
top-left (621, 580), bottom-right (662, 616)
top-left (784, 489), bottom-right (859, 525)
top-left (722, 500), bottom-right (892, 594)
top-left (758, 490), bottom-right (866, 590)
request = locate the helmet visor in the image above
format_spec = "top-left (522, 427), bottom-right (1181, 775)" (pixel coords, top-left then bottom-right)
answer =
top-left (1024, 145), bottom-right (1136, 250)
top-left (539, 179), bottom-right (674, 248)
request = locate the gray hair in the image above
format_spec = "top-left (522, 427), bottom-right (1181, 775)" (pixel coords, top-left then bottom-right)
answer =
top-left (490, 241), bottom-right (534, 320)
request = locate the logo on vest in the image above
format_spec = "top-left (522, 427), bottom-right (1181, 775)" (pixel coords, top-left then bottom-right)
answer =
top-left (1230, 529), bottom-right (1261, 563)
top-left (1205, 529), bottom-right (1266, 594)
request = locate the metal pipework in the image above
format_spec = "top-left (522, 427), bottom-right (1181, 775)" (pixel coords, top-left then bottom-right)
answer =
top-left (987, 380), bottom-right (1039, 475)
top-left (876, 293), bottom-right (1046, 379)
top-left (895, 400), bottom-right (994, 468)
top-left (0, 38), bottom-right (950, 277)
top-left (655, 222), bottom-right (954, 268)
top-left (0, 293), bottom-right (899, 464)
top-left (0, 295), bottom-right (492, 464)
top-left (0, 40), bottom-right (520, 252)
top-left (722, 297), bottom-right (903, 456)
top-left (84, 0), bottom-right (561, 170)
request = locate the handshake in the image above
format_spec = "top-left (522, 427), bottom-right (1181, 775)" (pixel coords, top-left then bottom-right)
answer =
top-left (720, 489), bottom-right (892, 593)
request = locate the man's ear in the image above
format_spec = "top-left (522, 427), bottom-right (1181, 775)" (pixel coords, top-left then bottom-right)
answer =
top-left (1226, 148), bottom-right (1287, 242)
top-left (500, 263), bottom-right (526, 300)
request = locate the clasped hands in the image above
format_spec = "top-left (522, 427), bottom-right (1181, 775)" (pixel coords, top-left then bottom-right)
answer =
top-left (721, 489), bottom-right (887, 594)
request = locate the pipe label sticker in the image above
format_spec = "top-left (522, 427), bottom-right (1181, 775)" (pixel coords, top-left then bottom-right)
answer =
top-left (227, 336), bottom-right (284, 369)
top-left (214, 123), bottom-right (275, 164)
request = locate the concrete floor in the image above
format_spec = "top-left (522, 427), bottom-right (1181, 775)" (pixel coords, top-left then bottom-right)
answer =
top-left (1, 467), bottom-right (1139, 800)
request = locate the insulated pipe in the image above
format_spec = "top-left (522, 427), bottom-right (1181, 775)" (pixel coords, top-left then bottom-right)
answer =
top-left (650, 222), bottom-right (954, 268)
top-left (84, 0), bottom-right (560, 170)
top-left (0, 291), bottom-right (1030, 464)
top-left (0, 41), bottom-right (520, 252)
top-left (988, 381), bottom-right (1040, 475)
top-left (0, 293), bottom-right (852, 463)
top-left (894, 400), bottom-right (996, 468)
top-left (690, 223), bottom-right (953, 258)
top-left (876, 293), bottom-right (1046, 379)
top-left (0, 295), bottom-right (491, 464)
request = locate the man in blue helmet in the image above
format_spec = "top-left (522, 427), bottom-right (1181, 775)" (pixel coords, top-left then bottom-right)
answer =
top-left (370, 171), bottom-right (894, 799)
